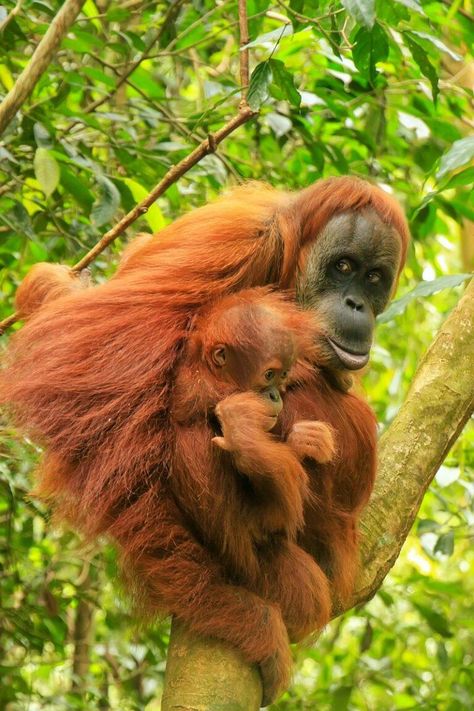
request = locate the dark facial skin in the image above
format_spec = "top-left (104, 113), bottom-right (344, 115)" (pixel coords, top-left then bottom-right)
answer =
top-left (297, 208), bottom-right (402, 370)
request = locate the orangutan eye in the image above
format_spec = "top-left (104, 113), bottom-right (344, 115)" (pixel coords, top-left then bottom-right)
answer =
top-left (281, 370), bottom-right (288, 379)
top-left (264, 369), bottom-right (275, 382)
top-left (367, 270), bottom-right (382, 284)
top-left (335, 259), bottom-right (352, 274)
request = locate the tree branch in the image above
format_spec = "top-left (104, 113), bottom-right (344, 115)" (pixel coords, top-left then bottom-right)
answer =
top-left (161, 278), bottom-right (474, 708)
top-left (162, 618), bottom-right (261, 711)
top-left (354, 278), bottom-right (474, 605)
top-left (71, 106), bottom-right (254, 272)
top-left (0, 0), bottom-right (86, 137)
top-left (238, 0), bottom-right (250, 102)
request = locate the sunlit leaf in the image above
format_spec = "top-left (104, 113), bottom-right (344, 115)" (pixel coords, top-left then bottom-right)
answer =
top-left (378, 274), bottom-right (472, 323)
top-left (436, 466), bottom-right (460, 488)
top-left (122, 178), bottom-right (166, 232)
top-left (436, 137), bottom-right (474, 179)
top-left (442, 166), bottom-right (474, 188)
top-left (244, 24), bottom-right (293, 48)
top-left (34, 148), bottom-right (60, 198)
top-left (341, 0), bottom-right (375, 28)
top-left (411, 31), bottom-right (462, 61)
top-left (266, 112), bottom-right (293, 137)
top-left (394, 0), bottom-right (425, 15)
top-left (33, 123), bottom-right (52, 149)
top-left (0, 63), bottom-right (14, 90)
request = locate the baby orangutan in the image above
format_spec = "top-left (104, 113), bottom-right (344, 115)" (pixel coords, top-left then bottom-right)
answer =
top-left (170, 288), bottom-right (336, 701)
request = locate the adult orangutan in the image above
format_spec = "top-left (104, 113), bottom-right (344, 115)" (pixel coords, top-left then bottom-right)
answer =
top-left (0, 176), bottom-right (409, 705)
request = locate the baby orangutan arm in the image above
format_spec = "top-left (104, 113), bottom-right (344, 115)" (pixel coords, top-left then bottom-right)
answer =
top-left (287, 419), bottom-right (336, 464)
top-left (213, 391), bottom-right (310, 536)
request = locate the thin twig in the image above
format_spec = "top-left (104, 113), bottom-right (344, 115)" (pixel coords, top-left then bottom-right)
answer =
top-left (0, 0), bottom-right (86, 136)
top-left (72, 107), bottom-right (254, 272)
top-left (238, 0), bottom-right (250, 102)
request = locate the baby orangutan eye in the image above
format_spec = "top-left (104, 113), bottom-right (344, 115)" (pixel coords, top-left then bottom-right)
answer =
top-left (264, 369), bottom-right (275, 382)
top-left (281, 370), bottom-right (288, 379)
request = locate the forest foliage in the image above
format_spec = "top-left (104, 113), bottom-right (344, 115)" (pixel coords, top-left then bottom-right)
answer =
top-left (0, 0), bottom-right (473, 709)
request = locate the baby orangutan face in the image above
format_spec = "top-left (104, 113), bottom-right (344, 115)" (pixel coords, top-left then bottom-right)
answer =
top-left (180, 288), bottom-right (320, 429)
top-left (209, 338), bottom-right (295, 419)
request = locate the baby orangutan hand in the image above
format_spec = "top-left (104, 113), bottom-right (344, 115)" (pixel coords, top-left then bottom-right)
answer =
top-left (287, 420), bottom-right (336, 464)
top-left (213, 391), bottom-right (279, 452)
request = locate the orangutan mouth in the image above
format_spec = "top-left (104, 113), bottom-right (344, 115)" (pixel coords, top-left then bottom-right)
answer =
top-left (327, 338), bottom-right (370, 370)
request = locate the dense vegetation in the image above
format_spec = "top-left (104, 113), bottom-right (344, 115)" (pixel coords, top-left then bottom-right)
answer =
top-left (0, 0), bottom-right (473, 708)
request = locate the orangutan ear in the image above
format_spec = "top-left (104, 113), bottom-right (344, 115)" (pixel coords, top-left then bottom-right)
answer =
top-left (211, 346), bottom-right (227, 367)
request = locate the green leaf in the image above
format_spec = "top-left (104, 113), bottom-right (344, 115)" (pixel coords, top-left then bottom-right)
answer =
top-left (60, 167), bottom-right (94, 211)
top-left (43, 617), bottom-right (68, 645)
top-left (244, 24), bottom-right (293, 48)
top-left (289, 0), bottom-right (305, 29)
top-left (341, 0), bottom-right (375, 28)
top-left (352, 23), bottom-right (389, 84)
top-left (443, 166), bottom-right (474, 188)
top-left (248, 0), bottom-right (272, 36)
top-left (411, 31), bottom-right (462, 61)
top-left (417, 518), bottom-right (440, 534)
top-left (91, 175), bottom-right (121, 227)
top-left (378, 274), bottom-right (472, 323)
top-left (377, 589), bottom-right (394, 607)
top-left (247, 62), bottom-right (273, 111)
top-left (436, 137), bottom-right (474, 180)
top-left (412, 602), bottom-right (453, 638)
top-left (434, 531), bottom-right (455, 557)
top-left (28, 241), bottom-right (49, 262)
top-left (394, 0), bottom-right (425, 15)
top-left (34, 147), bottom-right (60, 198)
top-left (269, 59), bottom-right (301, 107)
top-left (81, 65), bottom-right (116, 88)
top-left (330, 685), bottom-right (353, 711)
top-left (404, 34), bottom-right (439, 103)
top-left (33, 122), bottom-right (52, 149)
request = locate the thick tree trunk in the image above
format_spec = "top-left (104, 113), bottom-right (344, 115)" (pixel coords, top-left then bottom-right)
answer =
top-left (162, 618), bottom-right (261, 711)
top-left (161, 278), bottom-right (474, 709)
top-left (356, 277), bottom-right (474, 604)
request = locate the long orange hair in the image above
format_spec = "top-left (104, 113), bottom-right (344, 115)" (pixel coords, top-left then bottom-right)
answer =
top-left (0, 177), bottom-right (409, 540)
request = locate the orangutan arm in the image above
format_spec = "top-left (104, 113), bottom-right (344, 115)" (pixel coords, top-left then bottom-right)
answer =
top-left (213, 392), bottom-right (312, 535)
